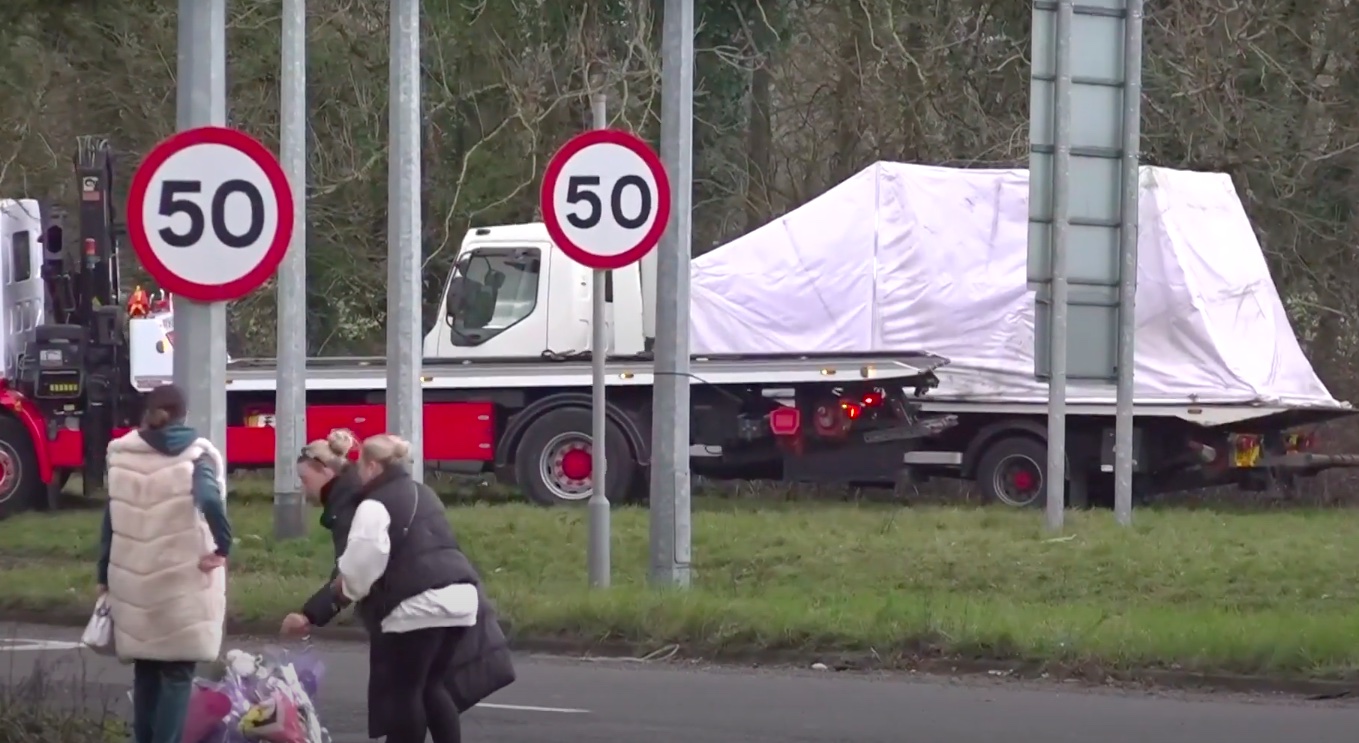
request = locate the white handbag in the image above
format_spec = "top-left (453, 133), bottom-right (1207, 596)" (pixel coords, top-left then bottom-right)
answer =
top-left (81, 595), bottom-right (116, 656)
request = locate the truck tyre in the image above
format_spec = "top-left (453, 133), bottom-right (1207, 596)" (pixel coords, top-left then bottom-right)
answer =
top-left (976, 435), bottom-right (1048, 508)
top-left (0, 415), bottom-right (41, 520)
top-left (514, 407), bottom-right (636, 507)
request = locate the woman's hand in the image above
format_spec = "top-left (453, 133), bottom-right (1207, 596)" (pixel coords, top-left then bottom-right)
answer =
top-left (280, 613), bottom-right (311, 638)
top-left (198, 554), bottom-right (226, 572)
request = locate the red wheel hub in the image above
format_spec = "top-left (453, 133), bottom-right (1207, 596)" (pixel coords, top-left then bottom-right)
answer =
top-left (560, 447), bottom-right (593, 481)
top-left (1012, 469), bottom-right (1035, 491)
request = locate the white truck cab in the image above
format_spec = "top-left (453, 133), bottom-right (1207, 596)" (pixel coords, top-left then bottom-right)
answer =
top-left (130, 222), bottom-right (647, 382)
top-left (423, 223), bottom-right (647, 359)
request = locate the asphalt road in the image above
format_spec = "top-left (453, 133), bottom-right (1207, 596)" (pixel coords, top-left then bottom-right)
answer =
top-left (3, 623), bottom-right (1359, 742)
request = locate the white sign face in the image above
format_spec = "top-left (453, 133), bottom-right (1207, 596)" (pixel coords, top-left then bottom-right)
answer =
top-left (542, 131), bottom-right (670, 270)
top-left (127, 127), bottom-right (293, 302)
top-left (138, 142), bottom-right (281, 287)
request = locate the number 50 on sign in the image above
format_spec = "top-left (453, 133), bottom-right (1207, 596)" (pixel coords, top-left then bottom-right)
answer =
top-left (126, 126), bottom-right (295, 303)
top-left (540, 129), bottom-right (671, 270)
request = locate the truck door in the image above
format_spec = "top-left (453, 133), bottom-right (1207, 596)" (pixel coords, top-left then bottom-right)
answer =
top-left (433, 245), bottom-right (551, 358)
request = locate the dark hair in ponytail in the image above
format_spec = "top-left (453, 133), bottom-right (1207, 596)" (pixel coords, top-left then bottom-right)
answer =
top-left (141, 384), bottom-right (187, 430)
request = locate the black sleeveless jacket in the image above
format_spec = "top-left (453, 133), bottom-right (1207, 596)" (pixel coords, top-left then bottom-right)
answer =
top-left (354, 466), bottom-right (478, 626)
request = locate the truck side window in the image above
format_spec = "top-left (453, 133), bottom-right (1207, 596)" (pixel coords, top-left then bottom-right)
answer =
top-left (448, 247), bottom-right (541, 346)
top-left (9, 230), bottom-right (31, 282)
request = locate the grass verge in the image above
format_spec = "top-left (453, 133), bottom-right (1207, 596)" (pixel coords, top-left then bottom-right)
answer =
top-left (4, 500), bottom-right (1359, 680)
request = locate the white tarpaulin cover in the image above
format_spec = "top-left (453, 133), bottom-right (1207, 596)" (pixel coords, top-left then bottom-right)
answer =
top-left (690, 162), bottom-right (1343, 407)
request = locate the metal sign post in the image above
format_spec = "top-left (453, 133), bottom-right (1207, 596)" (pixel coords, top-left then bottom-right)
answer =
top-left (170, 0), bottom-right (232, 456)
top-left (651, 0), bottom-right (696, 589)
top-left (1030, 0), bottom-right (1146, 528)
top-left (387, 0), bottom-right (423, 480)
top-left (1114, 0), bottom-right (1146, 527)
top-left (274, 0), bottom-right (308, 539)
top-left (539, 120), bottom-right (672, 589)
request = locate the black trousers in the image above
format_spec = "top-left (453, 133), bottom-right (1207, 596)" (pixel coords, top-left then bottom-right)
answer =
top-left (377, 626), bottom-right (465, 743)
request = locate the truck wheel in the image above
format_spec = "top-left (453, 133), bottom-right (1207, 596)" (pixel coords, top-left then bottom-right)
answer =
top-left (513, 407), bottom-right (636, 507)
top-left (977, 435), bottom-right (1048, 508)
top-left (0, 415), bottom-right (41, 520)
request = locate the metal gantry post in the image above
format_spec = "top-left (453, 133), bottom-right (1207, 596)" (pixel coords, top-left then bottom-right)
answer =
top-left (274, 0), bottom-right (308, 539)
top-left (386, 0), bottom-right (423, 479)
top-left (1044, 0), bottom-right (1074, 533)
top-left (1113, 0), bottom-right (1146, 526)
top-left (587, 92), bottom-right (612, 589)
top-left (173, 0), bottom-right (228, 453)
top-left (649, 0), bottom-right (695, 588)
top-left (1030, 0), bottom-right (1144, 521)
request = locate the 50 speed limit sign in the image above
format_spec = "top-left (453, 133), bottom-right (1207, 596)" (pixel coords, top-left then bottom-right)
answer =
top-left (540, 129), bottom-right (671, 269)
top-left (127, 126), bottom-right (295, 302)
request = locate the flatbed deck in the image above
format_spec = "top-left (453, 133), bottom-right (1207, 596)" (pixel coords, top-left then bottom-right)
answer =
top-left (132, 351), bottom-right (950, 393)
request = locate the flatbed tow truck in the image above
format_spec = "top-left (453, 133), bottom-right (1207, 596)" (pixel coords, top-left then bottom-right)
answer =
top-left (0, 139), bottom-right (954, 518)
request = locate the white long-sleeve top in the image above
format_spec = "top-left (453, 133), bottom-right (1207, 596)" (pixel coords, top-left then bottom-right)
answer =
top-left (336, 499), bottom-right (478, 633)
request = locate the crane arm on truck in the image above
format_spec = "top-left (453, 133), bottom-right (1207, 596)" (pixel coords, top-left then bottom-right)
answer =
top-left (12, 137), bottom-right (134, 508)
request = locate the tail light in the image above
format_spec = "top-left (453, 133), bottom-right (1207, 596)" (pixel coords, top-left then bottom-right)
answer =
top-left (769, 407), bottom-right (801, 436)
top-left (839, 400), bottom-right (862, 420)
top-left (1287, 432), bottom-right (1317, 452)
top-left (1231, 434), bottom-right (1261, 467)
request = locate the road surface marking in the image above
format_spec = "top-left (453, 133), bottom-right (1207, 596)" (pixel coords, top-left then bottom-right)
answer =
top-left (478, 703), bottom-right (590, 714)
top-left (0, 639), bottom-right (83, 652)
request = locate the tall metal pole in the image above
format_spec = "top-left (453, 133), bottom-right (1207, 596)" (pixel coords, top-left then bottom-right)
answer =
top-left (174, 0), bottom-right (228, 453)
top-left (386, 0), bottom-right (423, 480)
top-left (273, 0), bottom-right (307, 539)
top-left (587, 92), bottom-right (612, 589)
top-left (1113, 0), bottom-right (1145, 527)
top-left (1045, 0), bottom-right (1074, 533)
top-left (649, 0), bottom-right (695, 588)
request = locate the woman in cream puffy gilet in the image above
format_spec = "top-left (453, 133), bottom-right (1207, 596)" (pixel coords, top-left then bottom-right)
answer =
top-left (97, 383), bottom-right (232, 743)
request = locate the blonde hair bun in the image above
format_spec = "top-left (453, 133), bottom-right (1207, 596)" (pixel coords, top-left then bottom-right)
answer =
top-left (325, 428), bottom-right (357, 457)
top-left (360, 434), bottom-right (413, 467)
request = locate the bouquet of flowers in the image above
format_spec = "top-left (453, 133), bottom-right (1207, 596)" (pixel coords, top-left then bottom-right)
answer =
top-left (183, 646), bottom-right (330, 743)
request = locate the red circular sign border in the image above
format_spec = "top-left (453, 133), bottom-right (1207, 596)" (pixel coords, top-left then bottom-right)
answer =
top-left (539, 129), bottom-right (671, 270)
top-left (126, 126), bottom-right (295, 303)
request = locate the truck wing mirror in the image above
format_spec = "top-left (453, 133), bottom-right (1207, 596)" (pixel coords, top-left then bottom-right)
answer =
top-left (445, 277), bottom-right (467, 318)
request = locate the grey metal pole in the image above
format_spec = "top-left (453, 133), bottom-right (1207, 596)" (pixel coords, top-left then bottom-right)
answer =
top-left (386, 0), bottom-right (423, 480)
top-left (1045, 0), bottom-right (1074, 533)
top-left (174, 0), bottom-right (228, 454)
top-left (587, 92), bottom-right (611, 589)
top-left (1113, 0), bottom-right (1144, 527)
top-left (273, 0), bottom-right (307, 540)
top-left (649, 0), bottom-right (694, 588)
